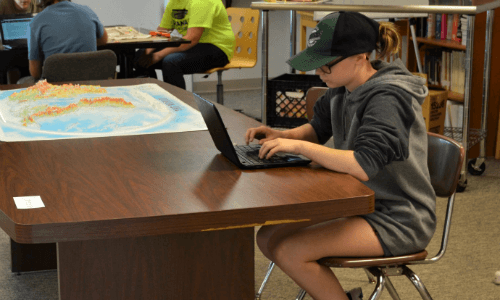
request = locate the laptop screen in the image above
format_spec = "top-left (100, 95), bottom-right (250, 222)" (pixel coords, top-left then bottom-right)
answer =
top-left (1, 18), bottom-right (31, 41)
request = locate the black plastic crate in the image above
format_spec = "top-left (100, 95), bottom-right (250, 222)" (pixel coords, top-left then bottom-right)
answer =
top-left (267, 73), bottom-right (327, 128)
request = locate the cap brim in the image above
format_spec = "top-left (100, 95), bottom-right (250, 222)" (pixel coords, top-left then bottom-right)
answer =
top-left (286, 47), bottom-right (339, 72)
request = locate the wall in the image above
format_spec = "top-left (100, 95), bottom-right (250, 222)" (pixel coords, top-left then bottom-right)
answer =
top-left (73, 0), bottom-right (165, 32)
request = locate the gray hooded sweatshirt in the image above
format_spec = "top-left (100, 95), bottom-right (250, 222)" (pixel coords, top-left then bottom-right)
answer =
top-left (310, 59), bottom-right (436, 256)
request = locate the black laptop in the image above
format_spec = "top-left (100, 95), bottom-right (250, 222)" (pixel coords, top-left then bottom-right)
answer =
top-left (0, 13), bottom-right (34, 49)
top-left (194, 94), bottom-right (311, 169)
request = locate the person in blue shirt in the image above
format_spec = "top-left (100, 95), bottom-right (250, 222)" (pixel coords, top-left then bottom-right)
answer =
top-left (27, 0), bottom-right (108, 80)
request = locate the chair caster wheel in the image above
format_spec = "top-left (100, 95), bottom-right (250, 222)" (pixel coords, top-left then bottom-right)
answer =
top-left (456, 179), bottom-right (467, 193)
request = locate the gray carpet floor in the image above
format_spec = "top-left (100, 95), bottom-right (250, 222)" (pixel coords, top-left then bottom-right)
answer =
top-left (1, 89), bottom-right (499, 299)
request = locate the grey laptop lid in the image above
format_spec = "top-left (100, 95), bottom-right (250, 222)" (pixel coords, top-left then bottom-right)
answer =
top-left (193, 94), bottom-right (311, 169)
top-left (0, 13), bottom-right (34, 49)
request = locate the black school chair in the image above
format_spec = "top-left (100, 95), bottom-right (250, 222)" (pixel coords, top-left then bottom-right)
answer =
top-left (256, 87), bottom-right (465, 300)
top-left (41, 49), bottom-right (117, 82)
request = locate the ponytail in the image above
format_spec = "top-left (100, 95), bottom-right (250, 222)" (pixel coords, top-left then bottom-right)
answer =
top-left (376, 22), bottom-right (402, 60)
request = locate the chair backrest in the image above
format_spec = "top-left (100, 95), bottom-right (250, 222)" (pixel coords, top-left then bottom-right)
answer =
top-left (41, 49), bottom-right (117, 82)
top-left (306, 86), bottom-right (329, 122)
top-left (427, 132), bottom-right (465, 197)
top-left (417, 132), bottom-right (464, 264)
top-left (226, 7), bottom-right (259, 66)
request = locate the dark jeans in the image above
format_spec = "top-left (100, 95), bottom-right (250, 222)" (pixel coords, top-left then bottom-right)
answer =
top-left (135, 43), bottom-right (229, 90)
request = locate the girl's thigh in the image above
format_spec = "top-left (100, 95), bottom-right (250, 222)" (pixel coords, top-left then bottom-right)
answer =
top-left (257, 216), bottom-right (384, 263)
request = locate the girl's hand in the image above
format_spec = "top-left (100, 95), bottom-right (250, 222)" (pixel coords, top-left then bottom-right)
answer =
top-left (259, 138), bottom-right (304, 160)
top-left (245, 126), bottom-right (284, 145)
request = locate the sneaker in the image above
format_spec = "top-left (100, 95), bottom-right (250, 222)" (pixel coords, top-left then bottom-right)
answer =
top-left (346, 287), bottom-right (363, 300)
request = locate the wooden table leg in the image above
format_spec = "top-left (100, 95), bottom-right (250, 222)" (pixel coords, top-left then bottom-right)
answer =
top-left (57, 228), bottom-right (255, 300)
top-left (10, 239), bottom-right (57, 273)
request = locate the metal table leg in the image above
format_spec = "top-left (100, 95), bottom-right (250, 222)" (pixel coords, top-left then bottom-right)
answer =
top-left (468, 9), bottom-right (494, 176)
top-left (458, 15), bottom-right (475, 191)
top-left (261, 10), bottom-right (269, 125)
top-left (290, 10), bottom-right (297, 74)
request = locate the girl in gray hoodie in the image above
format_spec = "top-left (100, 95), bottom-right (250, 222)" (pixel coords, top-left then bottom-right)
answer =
top-left (246, 12), bottom-right (435, 300)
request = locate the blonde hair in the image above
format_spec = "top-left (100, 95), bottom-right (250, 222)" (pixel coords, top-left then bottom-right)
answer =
top-left (375, 22), bottom-right (402, 60)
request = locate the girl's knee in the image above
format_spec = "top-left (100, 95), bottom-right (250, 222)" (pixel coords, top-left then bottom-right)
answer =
top-left (272, 239), bottom-right (291, 263)
top-left (256, 227), bottom-right (273, 260)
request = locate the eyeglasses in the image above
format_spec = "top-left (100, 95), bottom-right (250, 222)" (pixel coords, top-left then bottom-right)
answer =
top-left (318, 57), bottom-right (345, 74)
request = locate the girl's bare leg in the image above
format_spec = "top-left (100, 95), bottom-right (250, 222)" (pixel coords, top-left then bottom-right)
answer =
top-left (256, 217), bottom-right (384, 300)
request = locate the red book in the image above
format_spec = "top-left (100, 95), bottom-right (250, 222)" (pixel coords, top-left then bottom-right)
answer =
top-left (451, 14), bottom-right (459, 41)
top-left (441, 13), bottom-right (447, 40)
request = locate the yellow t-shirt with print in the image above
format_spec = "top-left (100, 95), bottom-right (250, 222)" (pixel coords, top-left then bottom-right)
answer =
top-left (159, 0), bottom-right (235, 61)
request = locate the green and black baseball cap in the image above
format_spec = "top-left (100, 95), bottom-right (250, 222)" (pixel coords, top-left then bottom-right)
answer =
top-left (287, 12), bottom-right (380, 72)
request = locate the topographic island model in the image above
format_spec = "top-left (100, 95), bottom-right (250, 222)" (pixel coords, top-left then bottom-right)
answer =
top-left (8, 80), bottom-right (135, 126)
top-left (21, 96), bottom-right (135, 126)
top-left (0, 81), bottom-right (207, 142)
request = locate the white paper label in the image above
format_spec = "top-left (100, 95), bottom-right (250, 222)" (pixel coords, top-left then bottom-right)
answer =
top-left (13, 196), bottom-right (45, 209)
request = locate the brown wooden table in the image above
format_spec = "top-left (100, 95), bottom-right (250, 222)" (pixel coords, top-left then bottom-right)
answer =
top-left (0, 78), bottom-right (375, 300)
top-left (98, 27), bottom-right (190, 78)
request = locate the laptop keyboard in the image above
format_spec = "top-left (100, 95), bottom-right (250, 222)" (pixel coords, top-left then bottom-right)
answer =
top-left (235, 145), bottom-right (287, 165)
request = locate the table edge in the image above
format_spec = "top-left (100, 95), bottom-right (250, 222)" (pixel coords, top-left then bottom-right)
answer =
top-left (7, 194), bottom-right (375, 244)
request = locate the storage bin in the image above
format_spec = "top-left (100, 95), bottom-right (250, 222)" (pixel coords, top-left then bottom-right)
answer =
top-left (422, 89), bottom-right (448, 135)
top-left (267, 73), bottom-right (327, 128)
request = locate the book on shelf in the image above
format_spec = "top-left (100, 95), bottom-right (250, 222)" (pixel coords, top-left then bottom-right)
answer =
top-left (447, 14), bottom-right (453, 40)
top-left (451, 14), bottom-right (460, 42)
top-left (440, 13), bottom-right (447, 40)
top-left (460, 15), bottom-right (468, 46)
top-left (427, 14), bottom-right (435, 39)
top-left (441, 50), bottom-right (450, 90)
top-left (435, 13), bottom-right (441, 40)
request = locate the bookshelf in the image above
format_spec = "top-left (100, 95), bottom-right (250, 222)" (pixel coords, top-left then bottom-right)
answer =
top-left (408, 32), bottom-right (468, 103)
top-left (296, 12), bottom-right (498, 156)
top-left (411, 37), bottom-right (466, 51)
top-left (405, 10), bottom-right (500, 158)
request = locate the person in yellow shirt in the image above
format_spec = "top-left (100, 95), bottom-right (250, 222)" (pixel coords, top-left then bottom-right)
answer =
top-left (136, 0), bottom-right (235, 90)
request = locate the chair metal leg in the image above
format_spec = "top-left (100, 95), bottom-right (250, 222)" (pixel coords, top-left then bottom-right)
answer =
top-left (364, 268), bottom-right (377, 283)
top-left (216, 70), bottom-right (224, 105)
top-left (366, 267), bottom-right (386, 300)
top-left (384, 276), bottom-right (401, 300)
top-left (255, 261), bottom-right (275, 300)
top-left (402, 266), bottom-right (433, 300)
top-left (295, 289), bottom-right (307, 300)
